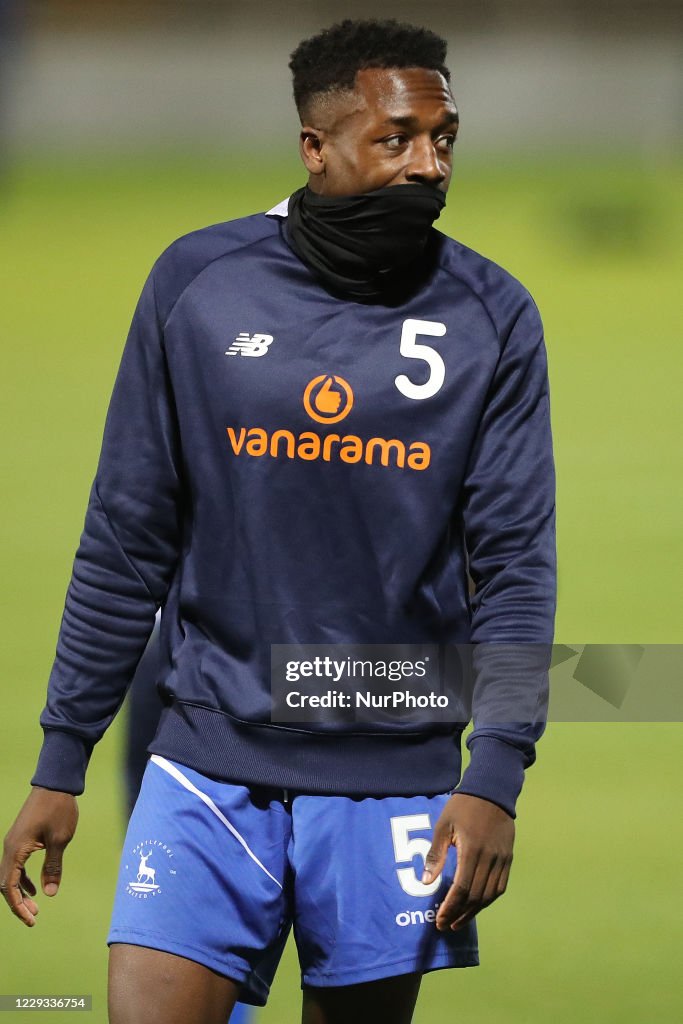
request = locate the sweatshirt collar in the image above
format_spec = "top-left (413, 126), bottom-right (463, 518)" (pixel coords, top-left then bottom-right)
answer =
top-left (265, 198), bottom-right (290, 219)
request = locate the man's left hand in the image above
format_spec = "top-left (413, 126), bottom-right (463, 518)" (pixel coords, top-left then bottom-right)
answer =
top-left (422, 793), bottom-right (515, 931)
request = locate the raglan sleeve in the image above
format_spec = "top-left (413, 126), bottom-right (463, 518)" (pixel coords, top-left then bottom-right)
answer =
top-left (454, 290), bottom-right (557, 818)
top-left (30, 263), bottom-right (183, 795)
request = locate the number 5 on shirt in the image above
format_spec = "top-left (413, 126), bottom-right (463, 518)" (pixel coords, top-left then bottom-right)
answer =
top-left (394, 319), bottom-right (447, 400)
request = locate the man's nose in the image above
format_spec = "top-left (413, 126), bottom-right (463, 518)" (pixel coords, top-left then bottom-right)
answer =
top-left (405, 139), bottom-right (446, 186)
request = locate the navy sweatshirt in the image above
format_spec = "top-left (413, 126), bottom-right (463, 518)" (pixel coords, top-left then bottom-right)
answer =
top-left (31, 199), bottom-right (556, 818)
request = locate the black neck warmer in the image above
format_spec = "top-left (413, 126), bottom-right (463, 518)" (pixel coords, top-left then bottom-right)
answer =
top-left (285, 184), bottom-right (446, 301)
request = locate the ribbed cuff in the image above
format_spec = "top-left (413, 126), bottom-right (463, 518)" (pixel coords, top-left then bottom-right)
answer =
top-left (454, 736), bottom-right (527, 819)
top-left (30, 729), bottom-right (93, 795)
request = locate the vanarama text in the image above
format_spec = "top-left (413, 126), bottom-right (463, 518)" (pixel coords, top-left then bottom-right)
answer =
top-left (227, 426), bottom-right (431, 470)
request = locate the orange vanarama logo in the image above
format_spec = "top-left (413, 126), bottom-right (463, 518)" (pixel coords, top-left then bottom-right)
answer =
top-left (303, 375), bottom-right (354, 424)
top-left (226, 371), bottom-right (431, 471)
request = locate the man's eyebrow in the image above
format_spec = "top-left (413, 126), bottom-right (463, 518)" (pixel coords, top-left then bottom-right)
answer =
top-left (381, 112), bottom-right (460, 129)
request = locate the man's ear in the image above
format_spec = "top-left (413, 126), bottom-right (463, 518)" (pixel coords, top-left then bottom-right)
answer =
top-left (299, 127), bottom-right (326, 177)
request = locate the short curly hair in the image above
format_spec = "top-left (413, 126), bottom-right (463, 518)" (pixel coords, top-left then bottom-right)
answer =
top-left (289, 19), bottom-right (450, 120)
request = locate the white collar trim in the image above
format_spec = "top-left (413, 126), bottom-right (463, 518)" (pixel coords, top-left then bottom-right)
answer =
top-left (265, 198), bottom-right (289, 218)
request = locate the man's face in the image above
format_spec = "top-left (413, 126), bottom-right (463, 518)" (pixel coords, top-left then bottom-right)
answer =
top-left (300, 67), bottom-right (458, 197)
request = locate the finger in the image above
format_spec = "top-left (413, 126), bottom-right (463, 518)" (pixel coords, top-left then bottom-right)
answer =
top-left (18, 889), bottom-right (39, 918)
top-left (422, 820), bottom-right (452, 885)
top-left (18, 867), bottom-right (39, 917)
top-left (449, 905), bottom-right (479, 931)
top-left (465, 853), bottom-right (498, 909)
top-left (41, 843), bottom-right (65, 897)
top-left (23, 899), bottom-right (39, 918)
top-left (482, 853), bottom-right (512, 908)
top-left (0, 865), bottom-right (38, 927)
top-left (19, 867), bottom-right (37, 897)
top-left (449, 860), bottom-right (504, 931)
top-left (436, 845), bottom-right (480, 930)
top-left (496, 857), bottom-right (513, 898)
top-left (481, 858), bottom-right (506, 906)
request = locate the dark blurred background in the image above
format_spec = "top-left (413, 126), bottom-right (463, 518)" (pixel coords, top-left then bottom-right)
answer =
top-left (2, 1), bottom-right (681, 157)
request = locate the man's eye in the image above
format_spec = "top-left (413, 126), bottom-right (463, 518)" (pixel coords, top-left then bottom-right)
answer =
top-left (437, 135), bottom-right (456, 152)
top-left (384, 135), bottom-right (407, 149)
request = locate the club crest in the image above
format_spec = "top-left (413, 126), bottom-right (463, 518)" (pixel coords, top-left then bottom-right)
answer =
top-left (125, 839), bottom-right (176, 899)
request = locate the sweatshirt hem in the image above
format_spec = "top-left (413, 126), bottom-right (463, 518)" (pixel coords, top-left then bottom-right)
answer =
top-left (147, 701), bottom-right (463, 797)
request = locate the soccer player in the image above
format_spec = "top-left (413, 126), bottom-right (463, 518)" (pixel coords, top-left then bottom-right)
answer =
top-left (1, 19), bottom-right (556, 1024)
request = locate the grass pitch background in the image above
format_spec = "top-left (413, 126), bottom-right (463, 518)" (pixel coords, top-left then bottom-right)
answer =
top-left (1, 154), bottom-right (681, 1022)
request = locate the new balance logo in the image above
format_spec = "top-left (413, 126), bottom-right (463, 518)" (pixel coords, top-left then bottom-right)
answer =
top-left (226, 332), bottom-right (274, 357)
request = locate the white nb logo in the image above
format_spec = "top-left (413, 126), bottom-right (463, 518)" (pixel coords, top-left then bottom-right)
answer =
top-left (226, 332), bottom-right (274, 357)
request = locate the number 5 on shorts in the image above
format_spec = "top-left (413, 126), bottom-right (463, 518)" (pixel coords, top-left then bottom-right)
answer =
top-left (390, 814), bottom-right (442, 897)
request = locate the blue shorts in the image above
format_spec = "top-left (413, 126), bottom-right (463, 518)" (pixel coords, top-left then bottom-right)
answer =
top-left (108, 755), bottom-right (478, 1006)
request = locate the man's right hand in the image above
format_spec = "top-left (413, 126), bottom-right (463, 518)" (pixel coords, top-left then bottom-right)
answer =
top-left (0, 787), bottom-right (78, 927)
